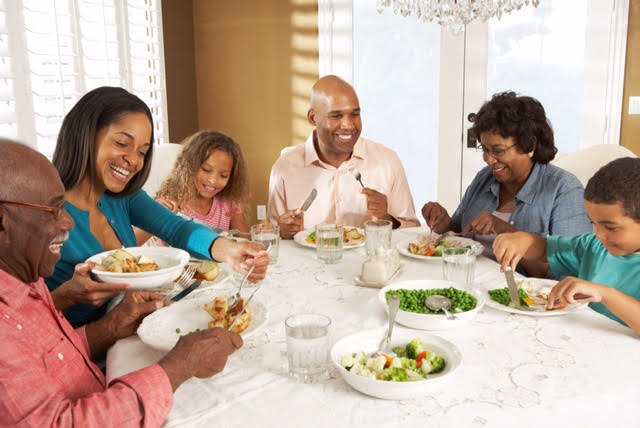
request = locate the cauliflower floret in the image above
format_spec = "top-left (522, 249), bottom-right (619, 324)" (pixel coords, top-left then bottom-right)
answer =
top-left (391, 357), bottom-right (403, 369)
top-left (351, 364), bottom-right (376, 379)
top-left (341, 353), bottom-right (360, 369)
top-left (366, 355), bottom-right (386, 373)
top-left (420, 360), bottom-right (433, 375)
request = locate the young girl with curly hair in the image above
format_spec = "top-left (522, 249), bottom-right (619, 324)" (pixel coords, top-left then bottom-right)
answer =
top-left (141, 131), bottom-right (250, 242)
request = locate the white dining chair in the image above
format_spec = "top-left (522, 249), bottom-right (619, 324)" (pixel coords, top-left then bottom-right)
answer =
top-left (143, 143), bottom-right (184, 197)
top-left (551, 144), bottom-right (637, 187)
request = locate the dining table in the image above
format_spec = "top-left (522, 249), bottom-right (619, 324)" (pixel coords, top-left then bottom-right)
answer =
top-left (106, 228), bottom-right (640, 428)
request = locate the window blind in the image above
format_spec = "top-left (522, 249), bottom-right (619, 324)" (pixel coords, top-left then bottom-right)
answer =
top-left (0, 0), bottom-right (167, 159)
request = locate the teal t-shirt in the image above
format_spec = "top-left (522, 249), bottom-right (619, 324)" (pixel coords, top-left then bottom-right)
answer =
top-left (46, 190), bottom-right (219, 327)
top-left (547, 232), bottom-right (640, 325)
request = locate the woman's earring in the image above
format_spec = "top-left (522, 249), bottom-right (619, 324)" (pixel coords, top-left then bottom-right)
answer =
top-left (528, 151), bottom-right (534, 158)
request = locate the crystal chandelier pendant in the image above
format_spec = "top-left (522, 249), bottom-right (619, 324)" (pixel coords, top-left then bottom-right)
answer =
top-left (376, 0), bottom-right (541, 35)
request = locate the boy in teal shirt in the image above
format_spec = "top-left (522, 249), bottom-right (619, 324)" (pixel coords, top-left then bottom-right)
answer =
top-left (493, 157), bottom-right (640, 335)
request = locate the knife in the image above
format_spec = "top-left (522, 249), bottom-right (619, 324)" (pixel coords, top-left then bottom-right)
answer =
top-left (300, 188), bottom-right (318, 212)
top-left (228, 283), bottom-right (262, 331)
top-left (504, 267), bottom-right (520, 307)
top-left (171, 280), bottom-right (202, 302)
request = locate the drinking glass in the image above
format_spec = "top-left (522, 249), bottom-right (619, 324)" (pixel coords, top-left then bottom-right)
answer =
top-left (285, 313), bottom-right (331, 383)
top-left (442, 247), bottom-right (476, 287)
top-left (251, 223), bottom-right (279, 264)
top-left (364, 219), bottom-right (392, 256)
top-left (315, 224), bottom-right (343, 264)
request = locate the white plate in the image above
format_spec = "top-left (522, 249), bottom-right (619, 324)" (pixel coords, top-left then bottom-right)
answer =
top-left (331, 328), bottom-right (462, 400)
top-left (396, 235), bottom-right (483, 261)
top-left (152, 263), bottom-right (232, 295)
top-left (137, 290), bottom-right (268, 351)
top-left (87, 247), bottom-right (189, 290)
top-left (485, 278), bottom-right (588, 317)
top-left (354, 264), bottom-right (403, 288)
top-left (378, 280), bottom-right (485, 330)
top-left (293, 227), bottom-right (365, 249)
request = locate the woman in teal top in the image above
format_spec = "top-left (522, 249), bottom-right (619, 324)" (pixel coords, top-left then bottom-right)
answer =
top-left (47, 87), bottom-right (268, 327)
top-left (493, 157), bottom-right (640, 335)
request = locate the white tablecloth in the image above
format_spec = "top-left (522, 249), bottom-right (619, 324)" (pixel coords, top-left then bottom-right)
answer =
top-left (106, 230), bottom-right (640, 428)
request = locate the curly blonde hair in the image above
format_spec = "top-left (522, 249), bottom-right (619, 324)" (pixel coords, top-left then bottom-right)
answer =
top-left (156, 131), bottom-right (249, 206)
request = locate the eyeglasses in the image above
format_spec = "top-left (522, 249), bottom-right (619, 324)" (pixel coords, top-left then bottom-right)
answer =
top-left (0, 200), bottom-right (66, 219)
top-left (476, 143), bottom-right (517, 159)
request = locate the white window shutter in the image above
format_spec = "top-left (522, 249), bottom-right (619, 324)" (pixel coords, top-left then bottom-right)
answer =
top-left (0, 0), bottom-right (168, 158)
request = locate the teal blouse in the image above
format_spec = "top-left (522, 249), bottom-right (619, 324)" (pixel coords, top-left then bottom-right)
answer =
top-left (547, 233), bottom-right (640, 325)
top-left (46, 190), bottom-right (219, 327)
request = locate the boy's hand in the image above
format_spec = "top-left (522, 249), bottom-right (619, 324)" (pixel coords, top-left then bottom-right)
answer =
top-left (493, 232), bottom-right (536, 272)
top-left (546, 277), bottom-right (603, 310)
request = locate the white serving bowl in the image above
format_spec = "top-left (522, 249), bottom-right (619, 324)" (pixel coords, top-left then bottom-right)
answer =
top-left (378, 279), bottom-right (485, 330)
top-left (331, 328), bottom-right (462, 400)
top-left (86, 246), bottom-right (190, 290)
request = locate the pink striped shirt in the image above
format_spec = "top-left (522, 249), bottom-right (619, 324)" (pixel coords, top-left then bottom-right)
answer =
top-left (0, 269), bottom-right (173, 427)
top-left (181, 198), bottom-right (241, 231)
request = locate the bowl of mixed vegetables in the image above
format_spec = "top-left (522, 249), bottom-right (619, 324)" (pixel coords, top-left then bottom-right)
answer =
top-left (331, 329), bottom-right (462, 400)
top-left (378, 280), bottom-right (484, 330)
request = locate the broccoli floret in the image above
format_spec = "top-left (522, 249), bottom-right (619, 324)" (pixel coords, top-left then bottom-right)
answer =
top-left (392, 346), bottom-right (406, 357)
top-left (429, 355), bottom-right (445, 374)
top-left (378, 367), bottom-right (408, 382)
top-left (400, 357), bottom-right (417, 370)
top-left (405, 338), bottom-right (424, 359)
top-left (390, 367), bottom-right (408, 382)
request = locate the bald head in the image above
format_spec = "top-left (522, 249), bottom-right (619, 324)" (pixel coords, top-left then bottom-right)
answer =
top-left (0, 139), bottom-right (60, 202)
top-left (310, 75), bottom-right (358, 110)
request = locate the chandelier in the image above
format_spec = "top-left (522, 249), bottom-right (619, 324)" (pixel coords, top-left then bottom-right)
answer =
top-left (376, 0), bottom-right (541, 35)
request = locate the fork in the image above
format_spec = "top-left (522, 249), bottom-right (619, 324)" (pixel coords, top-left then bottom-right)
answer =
top-left (227, 242), bottom-right (271, 311)
top-left (165, 265), bottom-right (196, 300)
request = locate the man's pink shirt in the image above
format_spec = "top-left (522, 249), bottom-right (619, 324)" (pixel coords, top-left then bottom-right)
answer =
top-left (0, 269), bottom-right (173, 427)
top-left (268, 135), bottom-right (419, 229)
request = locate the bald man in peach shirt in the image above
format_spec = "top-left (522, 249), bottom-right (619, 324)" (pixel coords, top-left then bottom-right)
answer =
top-left (268, 75), bottom-right (419, 239)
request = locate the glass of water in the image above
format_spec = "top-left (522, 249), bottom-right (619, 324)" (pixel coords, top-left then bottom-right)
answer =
top-left (251, 223), bottom-right (279, 264)
top-left (442, 247), bottom-right (476, 287)
top-left (285, 313), bottom-right (331, 383)
top-left (364, 219), bottom-right (392, 256)
top-left (316, 224), bottom-right (343, 264)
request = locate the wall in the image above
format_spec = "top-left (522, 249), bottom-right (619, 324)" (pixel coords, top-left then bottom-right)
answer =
top-left (191, 0), bottom-right (318, 224)
top-left (620, 0), bottom-right (640, 154)
top-left (161, 0), bottom-right (199, 143)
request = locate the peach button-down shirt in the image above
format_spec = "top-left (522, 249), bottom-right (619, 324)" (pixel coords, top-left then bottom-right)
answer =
top-left (268, 134), bottom-right (419, 229)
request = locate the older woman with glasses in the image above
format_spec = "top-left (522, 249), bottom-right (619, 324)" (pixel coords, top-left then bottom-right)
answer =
top-left (421, 91), bottom-right (592, 276)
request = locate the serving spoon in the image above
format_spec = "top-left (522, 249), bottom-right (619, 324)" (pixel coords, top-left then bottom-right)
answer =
top-left (228, 242), bottom-right (271, 311)
top-left (371, 295), bottom-right (400, 357)
top-left (425, 295), bottom-right (458, 320)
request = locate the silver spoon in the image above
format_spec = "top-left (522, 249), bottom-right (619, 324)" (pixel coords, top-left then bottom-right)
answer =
top-left (350, 168), bottom-right (365, 188)
top-left (371, 295), bottom-right (400, 357)
top-left (425, 295), bottom-right (458, 320)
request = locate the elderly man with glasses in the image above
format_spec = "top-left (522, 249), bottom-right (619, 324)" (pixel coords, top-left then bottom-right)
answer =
top-left (0, 140), bottom-right (243, 426)
top-left (421, 92), bottom-right (592, 277)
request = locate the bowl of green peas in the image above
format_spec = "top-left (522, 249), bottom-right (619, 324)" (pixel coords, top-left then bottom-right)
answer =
top-left (378, 280), bottom-right (484, 330)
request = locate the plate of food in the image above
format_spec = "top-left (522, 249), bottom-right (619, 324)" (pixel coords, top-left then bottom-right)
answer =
top-left (86, 247), bottom-right (190, 289)
top-left (396, 233), bottom-right (483, 261)
top-left (378, 280), bottom-right (484, 330)
top-left (137, 290), bottom-right (268, 351)
top-left (485, 278), bottom-right (588, 316)
top-left (331, 329), bottom-right (462, 400)
top-left (152, 260), bottom-right (232, 295)
top-left (293, 226), bottom-right (365, 249)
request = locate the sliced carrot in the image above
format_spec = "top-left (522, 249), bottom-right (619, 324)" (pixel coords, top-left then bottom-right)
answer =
top-left (415, 351), bottom-right (429, 368)
top-left (383, 354), bottom-right (393, 367)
